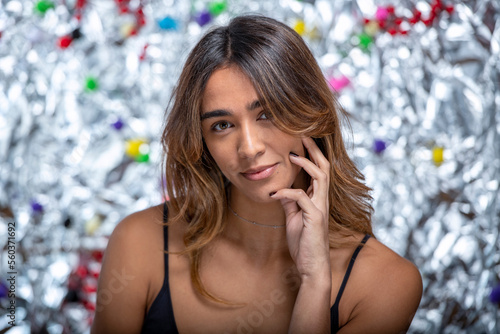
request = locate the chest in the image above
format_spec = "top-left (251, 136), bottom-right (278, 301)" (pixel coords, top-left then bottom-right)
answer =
top-left (155, 231), bottom-right (366, 333)
top-left (169, 255), bottom-right (302, 333)
top-left (173, 289), bottom-right (296, 334)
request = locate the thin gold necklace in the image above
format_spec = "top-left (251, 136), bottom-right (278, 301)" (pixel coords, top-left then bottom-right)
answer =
top-left (228, 205), bottom-right (286, 229)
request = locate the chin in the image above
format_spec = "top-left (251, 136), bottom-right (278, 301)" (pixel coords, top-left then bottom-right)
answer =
top-left (231, 168), bottom-right (305, 202)
top-left (244, 189), bottom-right (277, 203)
top-left (232, 184), bottom-right (276, 204)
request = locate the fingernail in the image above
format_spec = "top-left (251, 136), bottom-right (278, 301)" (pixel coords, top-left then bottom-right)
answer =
top-left (269, 191), bottom-right (276, 196)
top-left (289, 152), bottom-right (299, 157)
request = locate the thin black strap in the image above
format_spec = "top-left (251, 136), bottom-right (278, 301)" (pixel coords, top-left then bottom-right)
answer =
top-left (331, 234), bottom-right (371, 332)
top-left (141, 202), bottom-right (179, 334)
top-left (163, 202), bottom-right (169, 223)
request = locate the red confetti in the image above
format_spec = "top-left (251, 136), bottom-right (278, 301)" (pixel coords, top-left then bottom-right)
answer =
top-left (114, 0), bottom-right (146, 34)
top-left (91, 250), bottom-right (104, 262)
top-left (89, 268), bottom-right (100, 279)
top-left (423, 18), bottom-right (433, 26)
top-left (362, 1), bottom-right (453, 39)
top-left (82, 300), bottom-right (96, 311)
top-left (58, 35), bottom-right (73, 48)
top-left (139, 43), bottom-right (149, 61)
top-left (73, 0), bottom-right (86, 21)
top-left (75, 265), bottom-right (88, 278)
top-left (82, 283), bottom-right (97, 294)
top-left (76, 0), bottom-right (86, 8)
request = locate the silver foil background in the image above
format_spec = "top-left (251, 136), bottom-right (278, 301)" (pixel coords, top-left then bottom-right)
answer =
top-left (0, 0), bottom-right (499, 333)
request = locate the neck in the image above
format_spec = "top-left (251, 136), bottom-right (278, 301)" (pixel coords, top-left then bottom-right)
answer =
top-left (222, 187), bottom-right (290, 261)
top-left (228, 205), bottom-right (286, 229)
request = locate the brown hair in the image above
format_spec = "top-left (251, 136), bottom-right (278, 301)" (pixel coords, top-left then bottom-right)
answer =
top-left (161, 15), bottom-right (373, 303)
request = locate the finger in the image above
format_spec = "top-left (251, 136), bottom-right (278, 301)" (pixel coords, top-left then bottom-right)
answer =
top-left (279, 197), bottom-right (299, 221)
top-left (306, 184), bottom-right (313, 197)
top-left (271, 188), bottom-right (323, 226)
top-left (289, 154), bottom-right (329, 203)
top-left (289, 153), bottom-right (328, 184)
top-left (302, 137), bottom-right (330, 174)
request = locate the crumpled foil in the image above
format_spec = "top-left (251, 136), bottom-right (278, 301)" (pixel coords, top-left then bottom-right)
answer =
top-left (0, 0), bottom-right (499, 333)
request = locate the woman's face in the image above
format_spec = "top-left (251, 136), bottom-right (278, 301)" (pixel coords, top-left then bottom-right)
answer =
top-left (201, 65), bottom-right (306, 203)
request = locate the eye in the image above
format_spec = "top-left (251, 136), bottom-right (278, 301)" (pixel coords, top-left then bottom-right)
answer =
top-left (258, 111), bottom-right (272, 120)
top-left (212, 121), bottom-right (232, 132)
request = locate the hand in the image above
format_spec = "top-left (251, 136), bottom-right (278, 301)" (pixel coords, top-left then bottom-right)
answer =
top-left (271, 137), bottom-right (331, 279)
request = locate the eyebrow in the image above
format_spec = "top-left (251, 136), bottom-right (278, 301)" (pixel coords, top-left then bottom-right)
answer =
top-left (200, 109), bottom-right (231, 121)
top-left (247, 100), bottom-right (261, 111)
top-left (200, 100), bottom-right (262, 121)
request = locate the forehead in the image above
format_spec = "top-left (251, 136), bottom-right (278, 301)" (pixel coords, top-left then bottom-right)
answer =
top-left (201, 65), bottom-right (259, 111)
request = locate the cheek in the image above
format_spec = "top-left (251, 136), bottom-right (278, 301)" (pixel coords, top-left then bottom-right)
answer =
top-left (288, 139), bottom-right (305, 157)
top-left (269, 128), bottom-right (303, 155)
top-left (205, 143), bottom-right (234, 175)
top-left (207, 146), bottom-right (224, 166)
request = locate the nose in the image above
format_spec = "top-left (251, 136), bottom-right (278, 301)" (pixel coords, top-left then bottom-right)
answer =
top-left (237, 123), bottom-right (265, 159)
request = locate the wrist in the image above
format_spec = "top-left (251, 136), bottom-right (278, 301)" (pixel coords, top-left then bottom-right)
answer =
top-left (300, 270), bottom-right (332, 290)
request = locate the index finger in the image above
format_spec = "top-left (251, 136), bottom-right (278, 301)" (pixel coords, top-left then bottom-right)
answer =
top-left (302, 137), bottom-right (330, 172)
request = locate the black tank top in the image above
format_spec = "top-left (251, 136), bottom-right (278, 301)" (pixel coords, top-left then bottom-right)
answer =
top-left (141, 203), bottom-right (370, 333)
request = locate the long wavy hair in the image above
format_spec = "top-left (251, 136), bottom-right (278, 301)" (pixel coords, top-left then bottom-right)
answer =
top-left (161, 15), bottom-right (373, 303)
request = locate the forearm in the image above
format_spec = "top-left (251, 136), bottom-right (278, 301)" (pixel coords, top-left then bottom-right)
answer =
top-left (289, 273), bottom-right (332, 334)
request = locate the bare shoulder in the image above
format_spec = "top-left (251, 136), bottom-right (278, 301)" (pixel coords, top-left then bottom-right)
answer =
top-left (111, 204), bottom-right (164, 242)
top-left (339, 236), bottom-right (423, 333)
top-left (103, 204), bottom-right (168, 290)
top-left (101, 203), bottom-right (165, 277)
top-left (92, 204), bottom-right (165, 334)
top-left (102, 205), bottom-right (164, 270)
top-left (358, 236), bottom-right (422, 290)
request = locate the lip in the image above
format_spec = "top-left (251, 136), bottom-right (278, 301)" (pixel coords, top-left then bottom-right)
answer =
top-left (241, 164), bottom-right (278, 181)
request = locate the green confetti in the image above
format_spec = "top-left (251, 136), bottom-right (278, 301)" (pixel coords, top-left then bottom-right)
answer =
top-left (34, 0), bottom-right (55, 14)
top-left (84, 77), bottom-right (99, 92)
top-left (357, 32), bottom-right (373, 51)
top-left (208, 0), bottom-right (227, 16)
top-left (134, 153), bottom-right (150, 163)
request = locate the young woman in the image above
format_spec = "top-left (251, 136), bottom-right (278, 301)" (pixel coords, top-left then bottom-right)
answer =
top-left (91, 15), bottom-right (422, 334)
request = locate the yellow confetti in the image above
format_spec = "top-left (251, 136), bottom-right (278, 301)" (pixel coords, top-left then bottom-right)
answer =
top-left (364, 21), bottom-right (380, 36)
top-left (120, 22), bottom-right (136, 38)
top-left (125, 138), bottom-right (147, 158)
top-left (85, 215), bottom-right (101, 235)
top-left (432, 146), bottom-right (444, 166)
top-left (294, 20), bottom-right (306, 36)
